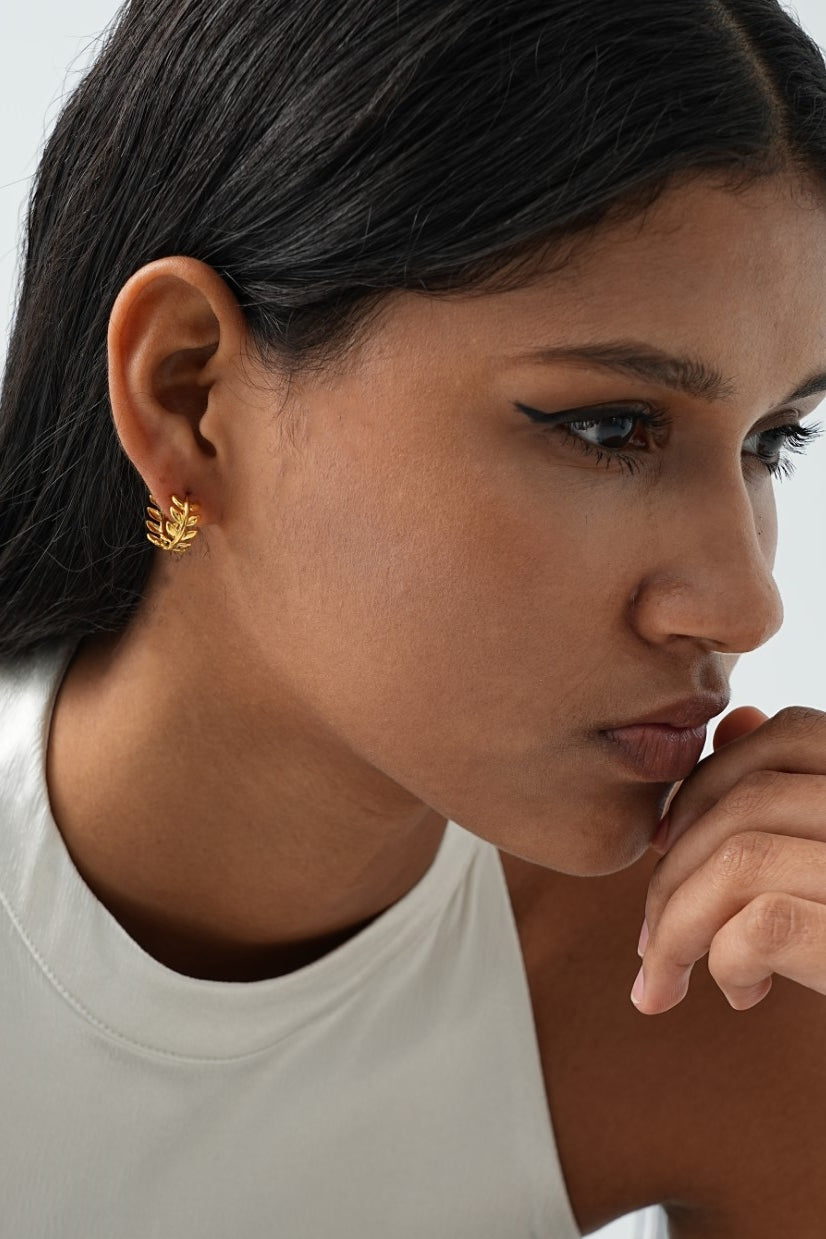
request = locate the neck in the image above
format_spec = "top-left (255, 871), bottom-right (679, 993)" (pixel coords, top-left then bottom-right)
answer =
top-left (45, 618), bottom-right (447, 982)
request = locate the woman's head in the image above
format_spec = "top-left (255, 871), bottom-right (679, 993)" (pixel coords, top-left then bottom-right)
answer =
top-left (100, 171), bottom-right (826, 875)
top-left (3, 0), bottom-right (826, 871)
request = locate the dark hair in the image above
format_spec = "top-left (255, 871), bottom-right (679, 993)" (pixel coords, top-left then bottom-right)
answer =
top-left (2, 0), bottom-right (826, 659)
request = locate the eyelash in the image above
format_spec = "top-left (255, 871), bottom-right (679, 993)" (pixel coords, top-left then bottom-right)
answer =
top-left (522, 402), bottom-right (824, 480)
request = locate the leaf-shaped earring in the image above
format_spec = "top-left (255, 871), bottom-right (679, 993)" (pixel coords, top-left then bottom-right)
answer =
top-left (146, 493), bottom-right (201, 554)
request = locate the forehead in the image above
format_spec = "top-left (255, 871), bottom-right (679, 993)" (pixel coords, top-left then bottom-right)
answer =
top-left (351, 173), bottom-right (826, 412)
top-left (529, 172), bottom-right (826, 309)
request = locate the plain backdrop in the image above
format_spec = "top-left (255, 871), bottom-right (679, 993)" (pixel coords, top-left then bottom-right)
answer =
top-left (3, 6), bottom-right (826, 1239)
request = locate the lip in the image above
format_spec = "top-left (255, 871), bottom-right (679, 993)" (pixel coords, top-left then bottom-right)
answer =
top-left (604, 693), bottom-right (731, 731)
top-left (596, 692), bottom-right (728, 783)
top-left (600, 723), bottom-right (708, 782)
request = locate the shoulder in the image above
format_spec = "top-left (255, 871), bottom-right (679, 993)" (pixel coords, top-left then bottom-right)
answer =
top-left (501, 847), bottom-right (826, 1236)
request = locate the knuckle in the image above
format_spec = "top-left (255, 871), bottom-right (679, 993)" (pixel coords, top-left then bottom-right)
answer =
top-left (745, 892), bottom-right (801, 954)
top-left (771, 705), bottom-right (826, 739)
top-left (711, 830), bottom-right (775, 886)
top-left (720, 769), bottom-right (780, 822)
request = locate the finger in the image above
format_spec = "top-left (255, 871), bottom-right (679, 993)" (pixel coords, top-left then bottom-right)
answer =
top-left (712, 706), bottom-right (769, 752)
top-left (643, 771), bottom-right (826, 938)
top-left (649, 707), bottom-right (767, 855)
top-left (635, 831), bottom-right (826, 1014)
top-left (708, 893), bottom-right (826, 1005)
top-left (657, 705), bottom-right (826, 854)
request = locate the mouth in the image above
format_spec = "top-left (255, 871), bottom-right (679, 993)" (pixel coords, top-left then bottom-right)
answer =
top-left (595, 690), bottom-right (728, 782)
top-left (598, 723), bottom-right (708, 782)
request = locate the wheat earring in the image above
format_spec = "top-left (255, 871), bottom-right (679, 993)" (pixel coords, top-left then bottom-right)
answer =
top-left (145, 492), bottom-right (202, 554)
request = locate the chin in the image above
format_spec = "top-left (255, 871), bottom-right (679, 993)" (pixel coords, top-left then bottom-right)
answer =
top-left (571, 782), bottom-right (671, 876)
top-left (495, 780), bottom-right (669, 877)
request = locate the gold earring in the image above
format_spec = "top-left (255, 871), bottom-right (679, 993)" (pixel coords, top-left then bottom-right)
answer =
top-left (146, 492), bottom-right (201, 554)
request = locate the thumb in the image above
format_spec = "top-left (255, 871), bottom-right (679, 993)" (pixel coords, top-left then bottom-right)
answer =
top-left (713, 705), bottom-right (770, 751)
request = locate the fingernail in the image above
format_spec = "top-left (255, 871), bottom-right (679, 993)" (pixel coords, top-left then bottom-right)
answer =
top-left (630, 965), bottom-right (645, 1007)
top-left (637, 918), bottom-right (649, 957)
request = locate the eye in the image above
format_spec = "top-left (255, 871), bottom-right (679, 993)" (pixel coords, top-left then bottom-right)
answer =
top-left (564, 412), bottom-right (650, 450)
top-left (515, 401), bottom-right (670, 476)
top-left (515, 400), bottom-right (824, 481)
top-left (742, 421), bottom-right (824, 479)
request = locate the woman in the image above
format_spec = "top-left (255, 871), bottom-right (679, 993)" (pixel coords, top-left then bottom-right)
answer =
top-left (2, 0), bottom-right (826, 1234)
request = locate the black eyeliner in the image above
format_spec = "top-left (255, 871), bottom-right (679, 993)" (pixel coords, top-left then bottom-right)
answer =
top-left (514, 401), bottom-right (606, 425)
top-left (512, 400), bottom-right (651, 424)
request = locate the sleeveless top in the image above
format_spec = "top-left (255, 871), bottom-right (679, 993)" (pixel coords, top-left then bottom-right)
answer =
top-left (0, 638), bottom-right (582, 1238)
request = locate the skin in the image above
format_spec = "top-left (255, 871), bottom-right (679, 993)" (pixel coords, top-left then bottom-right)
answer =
top-left (639, 702), bottom-right (826, 1013)
top-left (47, 170), bottom-right (826, 997)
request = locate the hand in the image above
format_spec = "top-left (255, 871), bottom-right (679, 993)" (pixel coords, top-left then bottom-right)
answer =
top-left (631, 704), bottom-right (826, 1014)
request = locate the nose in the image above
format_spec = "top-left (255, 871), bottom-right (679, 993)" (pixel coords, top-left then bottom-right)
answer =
top-left (629, 481), bottom-right (784, 654)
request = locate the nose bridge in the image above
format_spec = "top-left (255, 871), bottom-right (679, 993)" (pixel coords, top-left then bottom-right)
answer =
top-left (632, 475), bottom-right (784, 653)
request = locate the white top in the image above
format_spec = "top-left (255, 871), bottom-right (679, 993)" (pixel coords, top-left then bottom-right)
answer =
top-left (0, 638), bottom-right (582, 1238)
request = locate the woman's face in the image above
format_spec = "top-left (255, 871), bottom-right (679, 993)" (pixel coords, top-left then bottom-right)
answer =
top-left (211, 173), bottom-right (826, 875)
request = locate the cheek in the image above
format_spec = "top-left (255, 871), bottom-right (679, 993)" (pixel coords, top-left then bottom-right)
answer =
top-left (252, 432), bottom-right (620, 763)
top-left (236, 432), bottom-right (657, 874)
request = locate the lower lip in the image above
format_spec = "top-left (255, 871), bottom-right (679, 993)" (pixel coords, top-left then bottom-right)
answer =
top-left (599, 724), bottom-right (707, 782)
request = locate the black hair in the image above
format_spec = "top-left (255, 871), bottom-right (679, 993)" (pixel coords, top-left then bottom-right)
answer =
top-left (2, 0), bottom-right (826, 659)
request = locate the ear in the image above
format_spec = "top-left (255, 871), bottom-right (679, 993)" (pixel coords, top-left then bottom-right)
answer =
top-left (106, 255), bottom-right (250, 525)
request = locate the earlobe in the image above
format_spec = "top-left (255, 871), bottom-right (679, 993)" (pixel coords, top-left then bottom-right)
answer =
top-left (106, 255), bottom-right (247, 521)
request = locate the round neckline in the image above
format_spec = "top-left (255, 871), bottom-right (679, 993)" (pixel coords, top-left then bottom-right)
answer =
top-left (0, 637), bottom-right (482, 1061)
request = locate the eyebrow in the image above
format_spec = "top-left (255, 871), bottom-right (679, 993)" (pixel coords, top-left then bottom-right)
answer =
top-left (512, 339), bottom-right (826, 408)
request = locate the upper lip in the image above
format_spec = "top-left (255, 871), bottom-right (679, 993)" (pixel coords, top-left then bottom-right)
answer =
top-left (603, 693), bottom-right (731, 731)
